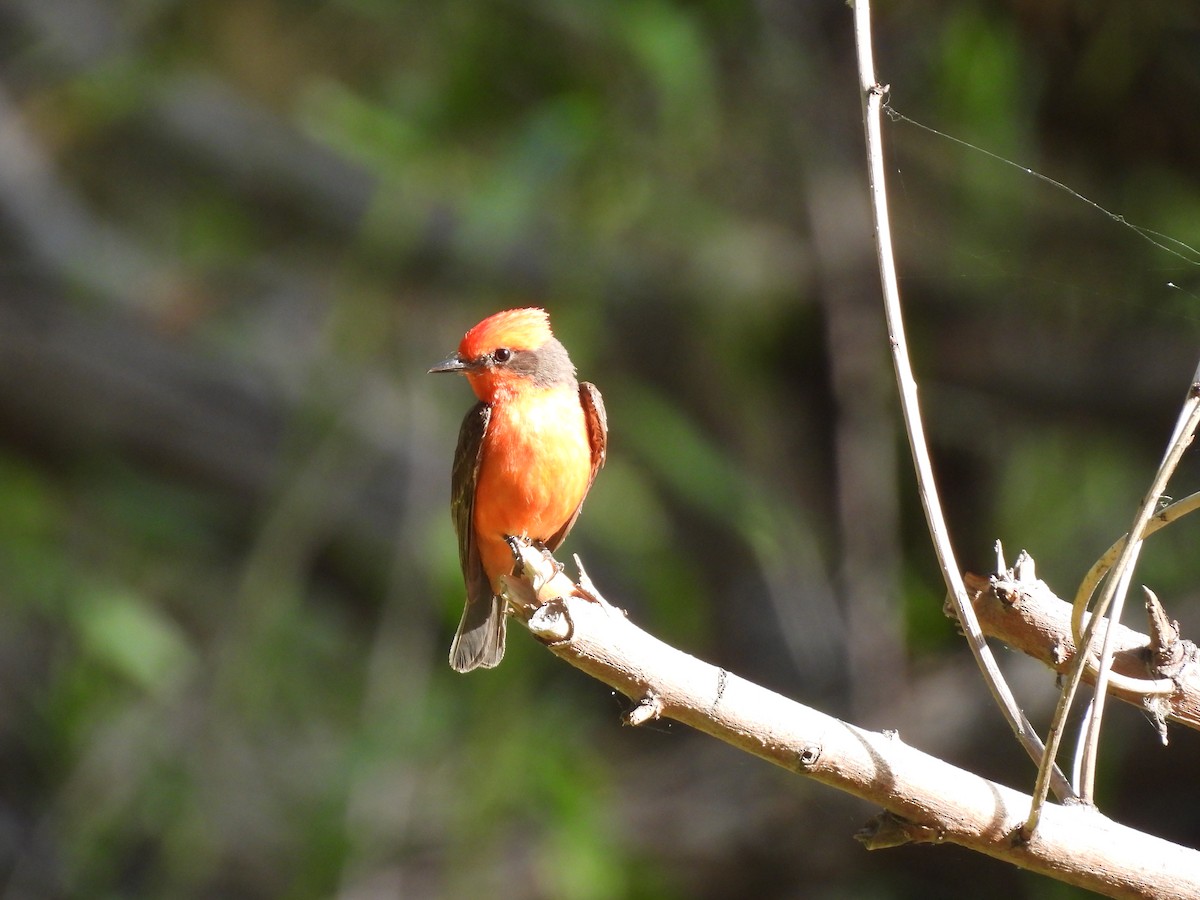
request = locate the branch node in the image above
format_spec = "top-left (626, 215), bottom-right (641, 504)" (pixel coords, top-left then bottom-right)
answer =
top-left (797, 743), bottom-right (822, 769)
top-left (1012, 823), bottom-right (1033, 848)
top-left (624, 693), bottom-right (663, 727)
top-left (855, 811), bottom-right (941, 850)
top-left (1143, 585), bottom-right (1183, 671)
top-left (573, 553), bottom-right (601, 602)
top-left (1013, 549), bottom-right (1036, 583)
top-left (1050, 641), bottom-right (1068, 667)
top-left (1143, 693), bottom-right (1171, 746)
top-left (527, 600), bottom-right (572, 643)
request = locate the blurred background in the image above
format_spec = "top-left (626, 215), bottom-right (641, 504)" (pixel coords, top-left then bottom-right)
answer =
top-left (0, 0), bottom-right (1198, 897)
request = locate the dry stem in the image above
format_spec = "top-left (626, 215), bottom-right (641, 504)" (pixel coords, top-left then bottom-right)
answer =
top-left (850, 0), bottom-right (1071, 801)
top-left (499, 543), bottom-right (1200, 900)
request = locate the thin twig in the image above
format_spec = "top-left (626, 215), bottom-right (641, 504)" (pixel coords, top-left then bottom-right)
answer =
top-left (1028, 366), bottom-right (1200, 830)
top-left (1075, 553), bottom-right (1141, 793)
top-left (1077, 376), bottom-right (1200, 799)
top-left (1070, 489), bottom-right (1200, 698)
top-left (850, 0), bottom-right (1072, 801)
top-left (1072, 489), bottom-right (1200, 643)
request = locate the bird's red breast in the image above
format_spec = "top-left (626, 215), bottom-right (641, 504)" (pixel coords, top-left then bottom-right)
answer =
top-left (471, 381), bottom-right (596, 589)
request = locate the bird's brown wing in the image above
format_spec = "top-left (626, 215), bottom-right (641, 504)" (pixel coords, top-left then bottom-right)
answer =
top-left (448, 401), bottom-right (507, 672)
top-left (546, 381), bottom-right (608, 551)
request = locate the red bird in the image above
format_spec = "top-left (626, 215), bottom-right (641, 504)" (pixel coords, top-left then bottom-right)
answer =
top-left (429, 308), bottom-right (607, 672)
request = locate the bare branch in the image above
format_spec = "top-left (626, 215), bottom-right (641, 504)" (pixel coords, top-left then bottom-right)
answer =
top-left (501, 542), bottom-right (1200, 900)
top-left (1030, 371), bottom-right (1200, 827)
top-left (1076, 375), bottom-right (1200, 800)
top-left (966, 570), bottom-right (1200, 732)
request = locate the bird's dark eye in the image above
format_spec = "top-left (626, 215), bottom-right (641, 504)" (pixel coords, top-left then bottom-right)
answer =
top-left (493, 348), bottom-right (512, 363)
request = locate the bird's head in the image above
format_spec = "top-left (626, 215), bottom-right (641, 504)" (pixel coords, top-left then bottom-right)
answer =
top-left (429, 307), bottom-right (577, 402)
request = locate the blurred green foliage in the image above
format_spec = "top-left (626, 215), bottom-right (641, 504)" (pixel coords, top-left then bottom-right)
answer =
top-left (1, 1), bottom-right (1199, 898)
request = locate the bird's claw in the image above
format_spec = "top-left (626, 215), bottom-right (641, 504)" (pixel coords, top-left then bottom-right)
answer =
top-left (531, 540), bottom-right (566, 579)
top-left (504, 534), bottom-right (527, 577)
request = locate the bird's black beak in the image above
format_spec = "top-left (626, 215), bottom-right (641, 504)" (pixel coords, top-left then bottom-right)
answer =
top-left (428, 353), bottom-right (469, 375)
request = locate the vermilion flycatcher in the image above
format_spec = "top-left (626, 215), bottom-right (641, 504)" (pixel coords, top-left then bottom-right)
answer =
top-left (429, 308), bottom-right (607, 672)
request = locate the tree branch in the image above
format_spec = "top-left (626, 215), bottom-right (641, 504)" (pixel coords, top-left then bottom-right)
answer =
top-left (965, 568), bottom-right (1200, 732)
top-left (500, 543), bottom-right (1200, 900)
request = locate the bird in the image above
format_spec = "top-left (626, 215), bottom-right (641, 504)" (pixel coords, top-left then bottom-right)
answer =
top-left (429, 308), bottom-right (607, 672)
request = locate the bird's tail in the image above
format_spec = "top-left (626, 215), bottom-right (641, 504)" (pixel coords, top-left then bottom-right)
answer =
top-left (449, 593), bottom-right (507, 672)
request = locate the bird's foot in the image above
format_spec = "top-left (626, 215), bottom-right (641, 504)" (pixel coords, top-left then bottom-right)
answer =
top-left (504, 534), bottom-right (528, 578)
top-left (531, 540), bottom-right (566, 578)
